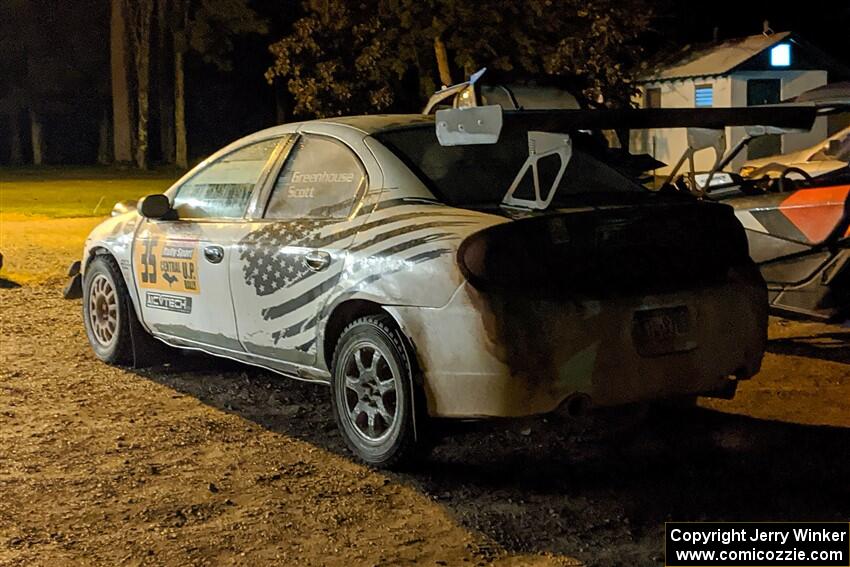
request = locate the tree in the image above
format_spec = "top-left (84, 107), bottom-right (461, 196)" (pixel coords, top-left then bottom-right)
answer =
top-left (161, 0), bottom-right (267, 167)
top-left (538, 0), bottom-right (654, 107)
top-left (111, 0), bottom-right (134, 163)
top-left (266, 0), bottom-right (655, 118)
top-left (0, 0), bottom-right (26, 164)
top-left (156, 0), bottom-right (176, 165)
top-left (126, 0), bottom-right (155, 169)
top-left (266, 0), bottom-right (401, 117)
top-left (1, 0), bottom-right (110, 165)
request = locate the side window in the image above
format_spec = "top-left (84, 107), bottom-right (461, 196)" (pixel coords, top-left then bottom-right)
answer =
top-left (265, 135), bottom-right (366, 220)
top-left (172, 137), bottom-right (281, 219)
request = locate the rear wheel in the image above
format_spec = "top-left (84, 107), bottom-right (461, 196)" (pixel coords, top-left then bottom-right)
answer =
top-left (330, 315), bottom-right (425, 468)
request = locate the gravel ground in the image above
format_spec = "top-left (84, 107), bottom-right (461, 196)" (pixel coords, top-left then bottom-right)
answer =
top-left (1, 218), bottom-right (848, 566)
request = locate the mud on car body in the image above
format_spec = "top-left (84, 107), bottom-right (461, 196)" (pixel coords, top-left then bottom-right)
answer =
top-left (71, 111), bottom-right (768, 468)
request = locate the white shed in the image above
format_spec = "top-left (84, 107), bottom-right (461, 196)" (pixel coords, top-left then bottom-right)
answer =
top-left (632, 31), bottom-right (848, 173)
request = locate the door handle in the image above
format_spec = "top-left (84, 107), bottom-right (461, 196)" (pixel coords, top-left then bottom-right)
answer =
top-left (304, 250), bottom-right (331, 271)
top-left (204, 245), bottom-right (224, 264)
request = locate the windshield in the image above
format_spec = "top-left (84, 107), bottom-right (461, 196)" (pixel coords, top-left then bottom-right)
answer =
top-left (374, 123), bottom-right (645, 207)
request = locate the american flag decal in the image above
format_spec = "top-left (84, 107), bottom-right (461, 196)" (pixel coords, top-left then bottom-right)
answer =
top-left (239, 220), bottom-right (328, 296)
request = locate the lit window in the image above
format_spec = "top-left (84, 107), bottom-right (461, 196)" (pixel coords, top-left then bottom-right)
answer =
top-left (695, 85), bottom-right (713, 107)
top-left (771, 43), bottom-right (791, 67)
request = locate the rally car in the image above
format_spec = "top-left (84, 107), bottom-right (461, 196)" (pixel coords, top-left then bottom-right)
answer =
top-left (68, 109), bottom-right (773, 467)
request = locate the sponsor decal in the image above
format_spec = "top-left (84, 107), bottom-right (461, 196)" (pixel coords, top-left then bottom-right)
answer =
top-left (135, 237), bottom-right (201, 294)
top-left (145, 292), bottom-right (192, 314)
top-left (237, 206), bottom-right (471, 297)
top-left (779, 185), bottom-right (850, 244)
top-left (239, 219), bottom-right (326, 296)
top-left (290, 171), bottom-right (356, 184)
top-left (288, 186), bottom-right (315, 199)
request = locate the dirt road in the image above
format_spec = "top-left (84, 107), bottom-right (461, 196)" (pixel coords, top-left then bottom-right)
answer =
top-left (1, 217), bottom-right (848, 566)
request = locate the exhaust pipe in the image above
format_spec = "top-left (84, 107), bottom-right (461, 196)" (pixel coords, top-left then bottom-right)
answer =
top-left (561, 393), bottom-right (592, 418)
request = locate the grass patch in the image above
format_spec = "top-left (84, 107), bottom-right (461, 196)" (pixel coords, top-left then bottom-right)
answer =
top-left (0, 166), bottom-right (181, 218)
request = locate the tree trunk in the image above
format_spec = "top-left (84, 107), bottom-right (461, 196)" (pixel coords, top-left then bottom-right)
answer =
top-left (174, 49), bottom-right (187, 168)
top-left (29, 109), bottom-right (44, 165)
top-left (433, 36), bottom-right (453, 87)
top-left (157, 0), bottom-right (175, 164)
top-left (135, 49), bottom-right (150, 169)
top-left (8, 108), bottom-right (23, 165)
top-left (275, 80), bottom-right (289, 125)
top-left (127, 0), bottom-right (154, 169)
top-left (174, 2), bottom-right (189, 169)
top-left (97, 109), bottom-right (112, 164)
top-left (110, 0), bottom-right (134, 163)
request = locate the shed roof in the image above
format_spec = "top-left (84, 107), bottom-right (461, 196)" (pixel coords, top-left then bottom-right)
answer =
top-left (642, 31), bottom-right (792, 82)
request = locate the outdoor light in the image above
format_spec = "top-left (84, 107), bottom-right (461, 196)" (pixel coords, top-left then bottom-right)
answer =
top-left (771, 43), bottom-right (791, 67)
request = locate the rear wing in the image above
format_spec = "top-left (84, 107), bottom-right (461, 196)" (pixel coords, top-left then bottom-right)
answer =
top-left (435, 105), bottom-right (821, 147)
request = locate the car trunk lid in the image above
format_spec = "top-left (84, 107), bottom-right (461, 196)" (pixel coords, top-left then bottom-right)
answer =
top-left (457, 199), bottom-right (750, 297)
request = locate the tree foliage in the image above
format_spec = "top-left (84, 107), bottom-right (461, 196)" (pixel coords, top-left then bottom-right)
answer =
top-left (185, 0), bottom-right (269, 70)
top-left (118, 0), bottom-right (267, 167)
top-left (266, 0), bottom-right (655, 118)
top-left (540, 0), bottom-right (654, 106)
top-left (266, 1), bottom-right (404, 117)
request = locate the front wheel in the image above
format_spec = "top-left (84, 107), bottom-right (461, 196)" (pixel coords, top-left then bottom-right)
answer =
top-left (83, 254), bottom-right (165, 366)
top-left (83, 255), bottom-right (134, 364)
top-left (330, 315), bottom-right (425, 468)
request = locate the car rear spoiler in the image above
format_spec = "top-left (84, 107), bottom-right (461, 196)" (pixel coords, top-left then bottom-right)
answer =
top-left (502, 106), bottom-right (820, 131)
top-left (435, 105), bottom-right (822, 147)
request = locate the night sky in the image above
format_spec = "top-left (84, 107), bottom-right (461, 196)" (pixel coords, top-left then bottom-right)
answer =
top-left (2, 0), bottom-right (848, 164)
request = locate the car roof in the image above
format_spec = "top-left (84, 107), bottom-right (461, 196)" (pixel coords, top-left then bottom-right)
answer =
top-left (315, 114), bottom-right (435, 134)
top-left (166, 115), bottom-right (437, 197)
top-left (241, 114), bottom-right (435, 144)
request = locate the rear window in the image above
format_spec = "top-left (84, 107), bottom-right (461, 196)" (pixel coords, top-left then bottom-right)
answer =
top-left (374, 123), bottom-right (644, 206)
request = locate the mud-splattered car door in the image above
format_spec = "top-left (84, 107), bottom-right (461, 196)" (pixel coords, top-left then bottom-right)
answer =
top-left (133, 137), bottom-right (284, 351)
top-left (230, 132), bottom-right (374, 372)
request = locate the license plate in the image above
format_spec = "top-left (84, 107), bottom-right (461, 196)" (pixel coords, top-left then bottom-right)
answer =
top-left (632, 306), bottom-right (695, 357)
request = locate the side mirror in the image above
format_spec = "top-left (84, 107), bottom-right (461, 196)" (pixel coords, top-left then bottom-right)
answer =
top-left (138, 194), bottom-right (174, 219)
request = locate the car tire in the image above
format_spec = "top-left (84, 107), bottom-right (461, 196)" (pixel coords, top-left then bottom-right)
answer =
top-left (330, 314), bottom-right (425, 469)
top-left (83, 254), bottom-right (163, 366)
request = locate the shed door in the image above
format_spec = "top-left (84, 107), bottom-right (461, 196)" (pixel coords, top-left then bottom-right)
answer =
top-left (747, 79), bottom-right (782, 159)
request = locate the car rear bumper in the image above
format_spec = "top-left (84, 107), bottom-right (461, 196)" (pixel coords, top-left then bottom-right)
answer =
top-left (393, 266), bottom-right (767, 418)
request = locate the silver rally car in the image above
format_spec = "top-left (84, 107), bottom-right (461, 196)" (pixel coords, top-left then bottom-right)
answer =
top-left (73, 109), bottom-right (768, 467)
